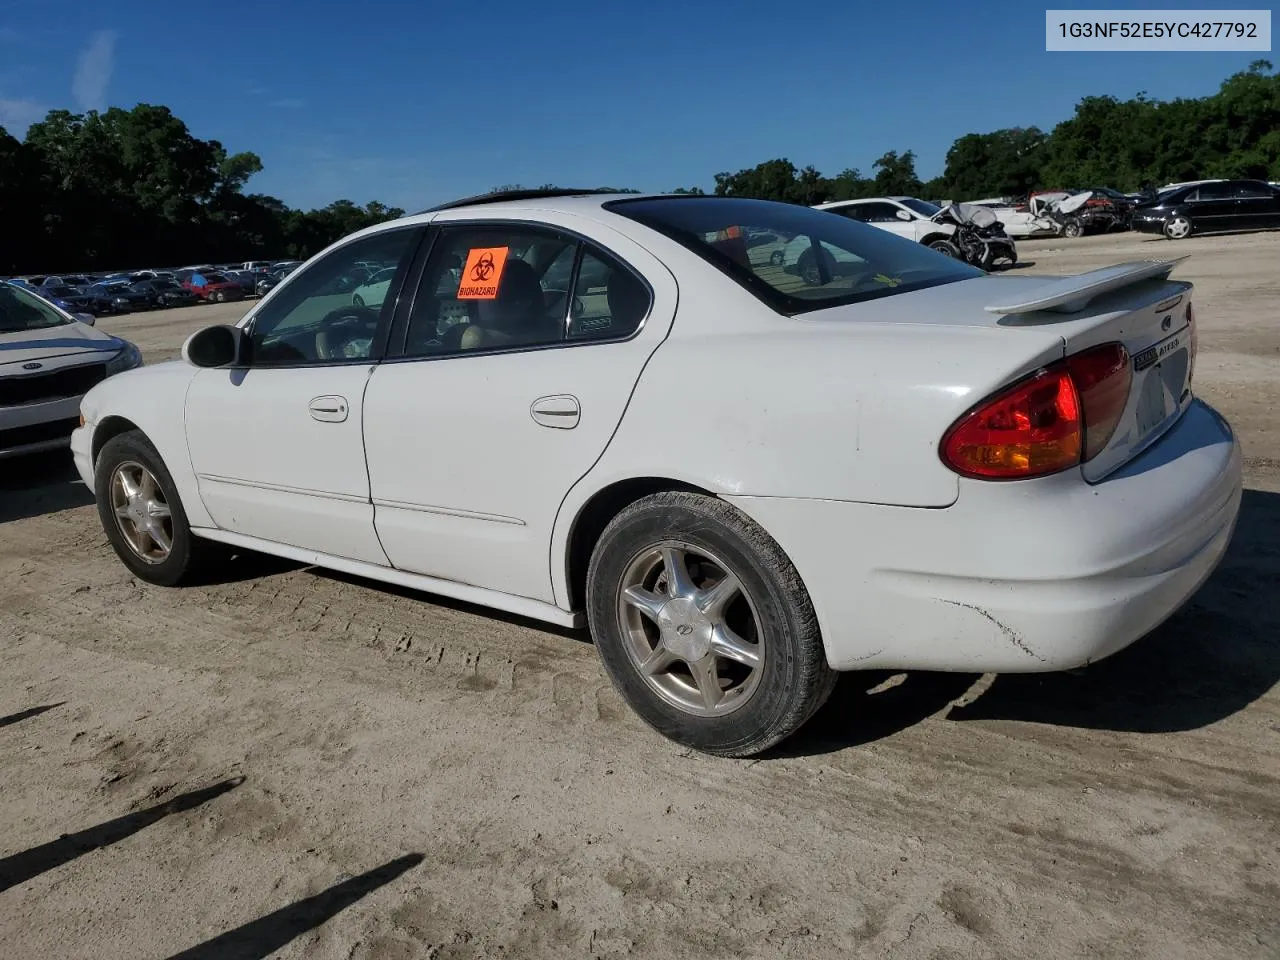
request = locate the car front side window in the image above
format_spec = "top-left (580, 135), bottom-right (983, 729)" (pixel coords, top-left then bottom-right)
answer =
top-left (245, 227), bottom-right (418, 367)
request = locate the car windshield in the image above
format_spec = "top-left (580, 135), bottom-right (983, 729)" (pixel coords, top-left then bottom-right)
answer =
top-left (0, 283), bottom-right (73, 332)
top-left (47, 286), bottom-right (80, 297)
top-left (154, 280), bottom-right (179, 289)
top-left (899, 197), bottom-right (942, 217)
top-left (608, 196), bottom-right (981, 314)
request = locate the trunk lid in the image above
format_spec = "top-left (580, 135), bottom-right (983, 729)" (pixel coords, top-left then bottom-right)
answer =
top-left (802, 257), bottom-right (1196, 482)
top-left (982, 258), bottom-right (1195, 482)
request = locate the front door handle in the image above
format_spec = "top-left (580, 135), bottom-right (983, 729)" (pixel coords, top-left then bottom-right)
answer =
top-left (309, 395), bottom-right (349, 423)
top-left (530, 394), bottom-right (580, 429)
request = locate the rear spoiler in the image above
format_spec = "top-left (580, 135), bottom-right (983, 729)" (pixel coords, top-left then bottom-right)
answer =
top-left (984, 256), bottom-right (1190, 315)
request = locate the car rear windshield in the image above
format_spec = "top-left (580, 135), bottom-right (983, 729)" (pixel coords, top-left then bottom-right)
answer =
top-left (607, 196), bottom-right (981, 314)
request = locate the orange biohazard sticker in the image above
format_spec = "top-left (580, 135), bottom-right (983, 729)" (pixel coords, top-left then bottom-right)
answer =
top-left (456, 246), bottom-right (509, 299)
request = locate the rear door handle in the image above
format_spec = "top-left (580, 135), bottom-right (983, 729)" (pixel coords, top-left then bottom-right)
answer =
top-left (530, 394), bottom-right (580, 429)
top-left (309, 395), bottom-right (349, 423)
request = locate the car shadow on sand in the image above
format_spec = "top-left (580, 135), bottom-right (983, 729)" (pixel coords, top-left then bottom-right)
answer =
top-left (779, 487), bottom-right (1280, 757)
top-left (0, 450), bottom-right (94, 524)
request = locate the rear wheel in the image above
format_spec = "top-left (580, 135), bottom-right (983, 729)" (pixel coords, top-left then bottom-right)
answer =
top-left (586, 491), bottom-right (837, 757)
top-left (95, 430), bottom-right (214, 587)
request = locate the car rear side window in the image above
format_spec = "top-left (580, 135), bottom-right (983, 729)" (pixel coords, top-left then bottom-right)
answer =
top-left (400, 225), bottom-right (651, 358)
top-left (608, 196), bottom-right (981, 315)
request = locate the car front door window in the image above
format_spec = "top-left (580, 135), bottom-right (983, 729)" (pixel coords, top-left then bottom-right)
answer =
top-left (246, 228), bottom-right (418, 366)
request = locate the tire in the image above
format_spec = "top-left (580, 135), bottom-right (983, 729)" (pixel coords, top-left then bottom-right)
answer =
top-left (1062, 217), bottom-right (1083, 239)
top-left (213, 290), bottom-right (225, 303)
top-left (94, 430), bottom-right (213, 587)
top-left (586, 491), bottom-right (837, 757)
top-left (769, 249), bottom-right (784, 266)
top-left (1164, 215), bottom-right (1192, 240)
top-left (352, 293), bottom-right (366, 307)
top-left (928, 239), bottom-right (960, 258)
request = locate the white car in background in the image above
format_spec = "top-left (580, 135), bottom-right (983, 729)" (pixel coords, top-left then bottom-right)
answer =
top-left (1, 280), bottom-right (143, 459)
top-left (70, 190), bottom-right (1241, 757)
top-left (964, 197), bottom-right (1059, 238)
top-left (813, 196), bottom-right (959, 252)
top-left (350, 266), bottom-right (399, 308)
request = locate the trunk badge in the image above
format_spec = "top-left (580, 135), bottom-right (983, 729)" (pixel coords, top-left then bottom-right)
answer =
top-left (23, 361), bottom-right (43, 370)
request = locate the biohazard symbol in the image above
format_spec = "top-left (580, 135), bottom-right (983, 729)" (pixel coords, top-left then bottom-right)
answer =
top-left (457, 246), bottom-right (509, 299)
top-left (471, 251), bottom-right (496, 282)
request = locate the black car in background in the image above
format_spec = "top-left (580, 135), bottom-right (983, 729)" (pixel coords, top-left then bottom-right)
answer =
top-left (135, 279), bottom-right (199, 307)
top-left (41, 284), bottom-right (115, 315)
top-left (1132, 179), bottom-right (1280, 239)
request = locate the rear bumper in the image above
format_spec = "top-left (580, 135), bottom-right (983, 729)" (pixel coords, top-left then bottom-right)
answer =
top-left (728, 399), bottom-right (1242, 673)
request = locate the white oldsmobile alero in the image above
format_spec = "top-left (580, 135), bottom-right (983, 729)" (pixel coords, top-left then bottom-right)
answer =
top-left (70, 189), bottom-right (1242, 757)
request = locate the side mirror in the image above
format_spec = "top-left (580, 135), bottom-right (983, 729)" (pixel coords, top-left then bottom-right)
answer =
top-left (895, 209), bottom-right (913, 222)
top-left (182, 324), bottom-right (245, 368)
top-left (73, 312), bottom-right (96, 326)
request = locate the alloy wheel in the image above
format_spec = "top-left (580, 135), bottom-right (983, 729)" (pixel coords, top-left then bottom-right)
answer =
top-left (109, 460), bottom-right (173, 564)
top-left (616, 542), bottom-right (764, 717)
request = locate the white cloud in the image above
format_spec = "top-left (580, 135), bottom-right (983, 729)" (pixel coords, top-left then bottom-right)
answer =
top-left (0, 96), bottom-right (45, 134)
top-left (72, 29), bottom-right (118, 112)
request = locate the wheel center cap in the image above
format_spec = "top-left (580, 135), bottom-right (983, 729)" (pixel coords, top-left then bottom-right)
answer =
top-left (657, 597), bottom-right (713, 660)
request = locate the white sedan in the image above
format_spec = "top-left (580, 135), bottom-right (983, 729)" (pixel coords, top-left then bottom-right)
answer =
top-left (71, 191), bottom-right (1242, 757)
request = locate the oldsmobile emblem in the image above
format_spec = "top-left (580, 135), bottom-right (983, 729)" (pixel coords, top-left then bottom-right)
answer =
top-left (22, 361), bottom-right (43, 370)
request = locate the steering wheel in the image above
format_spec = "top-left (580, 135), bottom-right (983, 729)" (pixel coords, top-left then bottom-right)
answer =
top-left (314, 306), bottom-right (381, 360)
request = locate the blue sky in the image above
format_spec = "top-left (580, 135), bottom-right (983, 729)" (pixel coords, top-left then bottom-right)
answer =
top-left (0, 0), bottom-right (1269, 211)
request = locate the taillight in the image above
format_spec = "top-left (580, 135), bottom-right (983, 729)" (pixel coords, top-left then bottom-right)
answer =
top-left (941, 342), bottom-right (1131, 480)
top-left (1186, 301), bottom-right (1197, 384)
top-left (1066, 342), bottom-right (1131, 461)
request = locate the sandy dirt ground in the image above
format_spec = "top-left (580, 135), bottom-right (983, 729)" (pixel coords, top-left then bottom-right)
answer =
top-left (2, 230), bottom-right (1278, 960)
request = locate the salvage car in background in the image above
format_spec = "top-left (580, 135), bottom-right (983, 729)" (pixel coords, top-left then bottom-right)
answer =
top-left (1131, 179), bottom-right (1280, 239)
top-left (813, 196), bottom-right (958, 251)
top-left (1, 280), bottom-right (143, 458)
top-left (71, 190), bottom-right (1241, 757)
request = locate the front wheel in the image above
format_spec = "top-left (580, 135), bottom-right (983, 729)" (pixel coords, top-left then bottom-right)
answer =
top-left (1062, 217), bottom-right (1083, 239)
top-left (586, 491), bottom-right (837, 757)
top-left (928, 239), bottom-right (960, 258)
top-left (1164, 215), bottom-right (1192, 239)
top-left (95, 430), bottom-right (214, 587)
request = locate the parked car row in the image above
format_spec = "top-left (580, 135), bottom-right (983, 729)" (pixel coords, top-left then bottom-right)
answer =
top-left (1, 260), bottom-right (306, 316)
top-left (954, 178), bottom-right (1280, 241)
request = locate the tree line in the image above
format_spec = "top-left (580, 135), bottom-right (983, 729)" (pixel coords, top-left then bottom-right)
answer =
top-left (0, 105), bottom-right (406, 275)
top-left (2, 61), bottom-right (1275, 276)
top-left (684, 59), bottom-right (1279, 207)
